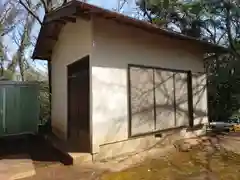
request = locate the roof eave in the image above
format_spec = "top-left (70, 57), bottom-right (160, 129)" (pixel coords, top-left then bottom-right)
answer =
top-left (32, 0), bottom-right (229, 61)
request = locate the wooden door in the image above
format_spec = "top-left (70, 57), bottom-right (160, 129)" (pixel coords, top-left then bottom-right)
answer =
top-left (68, 57), bottom-right (90, 152)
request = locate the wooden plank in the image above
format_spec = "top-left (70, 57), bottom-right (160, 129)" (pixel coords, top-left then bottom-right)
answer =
top-left (60, 16), bottom-right (76, 23)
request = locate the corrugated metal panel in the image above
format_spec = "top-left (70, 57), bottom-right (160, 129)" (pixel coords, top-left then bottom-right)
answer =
top-left (5, 86), bottom-right (20, 134)
top-left (19, 84), bottom-right (39, 133)
top-left (0, 82), bottom-right (39, 136)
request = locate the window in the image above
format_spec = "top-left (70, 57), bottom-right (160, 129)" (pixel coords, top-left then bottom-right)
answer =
top-left (128, 64), bottom-right (193, 137)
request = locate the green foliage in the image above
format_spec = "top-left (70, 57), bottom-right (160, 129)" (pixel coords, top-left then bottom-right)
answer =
top-left (39, 81), bottom-right (50, 124)
top-left (23, 67), bottom-right (49, 123)
top-left (137, 0), bottom-right (203, 37)
top-left (207, 54), bottom-right (240, 121)
top-left (137, 0), bottom-right (240, 121)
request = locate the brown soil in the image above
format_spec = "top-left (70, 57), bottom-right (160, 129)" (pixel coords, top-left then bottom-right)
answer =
top-left (101, 136), bottom-right (240, 180)
top-left (1, 134), bottom-right (240, 180)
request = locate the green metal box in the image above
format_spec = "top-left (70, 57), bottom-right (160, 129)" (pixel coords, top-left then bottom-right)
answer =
top-left (0, 81), bottom-right (39, 136)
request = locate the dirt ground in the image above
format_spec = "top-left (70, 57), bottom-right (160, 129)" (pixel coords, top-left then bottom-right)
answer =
top-left (0, 135), bottom-right (74, 180)
top-left (101, 134), bottom-right (240, 180)
top-left (1, 133), bottom-right (240, 180)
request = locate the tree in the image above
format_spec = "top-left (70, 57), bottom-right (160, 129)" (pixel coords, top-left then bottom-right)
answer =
top-left (136, 0), bottom-right (240, 52)
top-left (0, 0), bottom-right (22, 36)
top-left (136, 0), bottom-right (203, 38)
top-left (5, 0), bottom-right (42, 81)
top-left (201, 0), bottom-right (240, 121)
top-left (18, 0), bottom-right (69, 25)
top-left (0, 0), bottom-right (22, 77)
top-left (136, 0), bottom-right (240, 121)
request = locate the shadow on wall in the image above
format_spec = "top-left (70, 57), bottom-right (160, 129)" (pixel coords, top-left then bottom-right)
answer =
top-left (92, 65), bottom-right (207, 153)
top-left (92, 67), bottom-right (128, 144)
top-left (129, 66), bottom-right (207, 137)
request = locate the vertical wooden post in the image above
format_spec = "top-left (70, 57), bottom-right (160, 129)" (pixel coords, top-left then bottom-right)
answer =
top-left (187, 71), bottom-right (194, 127)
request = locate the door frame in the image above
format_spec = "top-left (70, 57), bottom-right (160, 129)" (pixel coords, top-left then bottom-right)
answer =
top-left (67, 55), bottom-right (92, 153)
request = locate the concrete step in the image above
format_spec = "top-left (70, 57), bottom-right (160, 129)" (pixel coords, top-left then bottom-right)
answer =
top-left (69, 153), bottom-right (92, 163)
top-left (46, 133), bottom-right (92, 164)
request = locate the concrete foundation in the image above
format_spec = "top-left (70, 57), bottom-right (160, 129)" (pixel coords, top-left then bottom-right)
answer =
top-left (93, 126), bottom-right (207, 161)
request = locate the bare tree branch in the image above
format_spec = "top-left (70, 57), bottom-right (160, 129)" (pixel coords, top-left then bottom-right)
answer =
top-left (40, 0), bottom-right (48, 12)
top-left (117, 0), bottom-right (127, 12)
top-left (217, 30), bottom-right (227, 44)
top-left (19, 0), bottom-right (42, 25)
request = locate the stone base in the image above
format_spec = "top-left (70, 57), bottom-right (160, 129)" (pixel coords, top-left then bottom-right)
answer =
top-left (48, 125), bottom-right (207, 163)
top-left (93, 126), bottom-right (207, 161)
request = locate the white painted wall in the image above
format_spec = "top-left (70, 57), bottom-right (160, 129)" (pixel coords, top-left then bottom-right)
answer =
top-left (91, 17), bottom-right (207, 153)
top-left (51, 18), bottom-right (92, 139)
top-left (50, 15), bottom-right (208, 155)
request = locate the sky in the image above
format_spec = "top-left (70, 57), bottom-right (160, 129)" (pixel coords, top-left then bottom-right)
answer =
top-left (89, 0), bottom-right (118, 9)
top-left (3, 0), bottom-right (138, 73)
top-left (88, 0), bottom-right (137, 14)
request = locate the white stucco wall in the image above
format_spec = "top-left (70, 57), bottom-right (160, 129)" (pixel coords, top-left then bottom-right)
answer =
top-left (51, 18), bottom-right (92, 139)
top-left (91, 17), bottom-right (207, 153)
top-left (50, 15), bottom-right (208, 157)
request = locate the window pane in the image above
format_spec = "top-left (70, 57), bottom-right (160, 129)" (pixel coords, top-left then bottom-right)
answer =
top-left (130, 67), bottom-right (155, 135)
top-left (192, 73), bottom-right (208, 125)
top-left (174, 72), bottom-right (189, 127)
top-left (154, 70), bottom-right (175, 130)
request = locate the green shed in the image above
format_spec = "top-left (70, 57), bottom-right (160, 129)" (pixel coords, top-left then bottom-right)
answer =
top-left (0, 81), bottom-right (40, 136)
